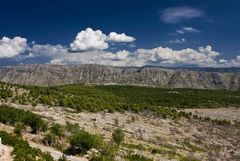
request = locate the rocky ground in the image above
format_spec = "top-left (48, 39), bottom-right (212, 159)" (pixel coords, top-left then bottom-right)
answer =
top-left (0, 123), bottom-right (86, 161)
top-left (182, 108), bottom-right (240, 121)
top-left (1, 103), bottom-right (240, 161)
top-left (28, 140), bottom-right (87, 161)
top-left (0, 144), bottom-right (13, 161)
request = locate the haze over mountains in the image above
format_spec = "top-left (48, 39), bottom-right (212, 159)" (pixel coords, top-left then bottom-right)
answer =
top-left (0, 64), bottom-right (239, 90)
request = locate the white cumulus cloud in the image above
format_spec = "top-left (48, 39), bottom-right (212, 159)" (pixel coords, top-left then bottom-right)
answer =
top-left (29, 44), bottom-right (67, 57)
top-left (115, 50), bottom-right (129, 60)
top-left (3, 28), bottom-right (240, 68)
top-left (219, 59), bottom-right (228, 63)
top-left (50, 45), bottom-right (221, 67)
top-left (106, 32), bottom-right (135, 42)
top-left (70, 28), bottom-right (109, 51)
top-left (70, 28), bottom-right (136, 51)
top-left (219, 56), bottom-right (240, 67)
top-left (132, 46), bottom-right (219, 67)
top-left (0, 36), bottom-right (27, 58)
top-left (198, 45), bottom-right (220, 58)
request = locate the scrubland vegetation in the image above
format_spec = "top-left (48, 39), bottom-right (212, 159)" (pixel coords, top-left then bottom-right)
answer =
top-left (0, 82), bottom-right (237, 124)
top-left (2, 82), bottom-right (239, 126)
top-left (16, 84), bottom-right (240, 110)
top-left (1, 81), bottom-right (240, 111)
top-left (0, 82), bottom-right (240, 160)
top-left (0, 104), bottom-right (127, 160)
top-left (0, 131), bottom-right (54, 161)
top-left (0, 104), bottom-right (47, 133)
top-left (0, 82), bottom-right (13, 99)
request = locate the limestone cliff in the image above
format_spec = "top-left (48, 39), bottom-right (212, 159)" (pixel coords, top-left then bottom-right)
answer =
top-left (0, 64), bottom-right (239, 90)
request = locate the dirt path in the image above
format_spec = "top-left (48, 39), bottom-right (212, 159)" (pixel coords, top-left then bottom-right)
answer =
top-left (28, 141), bottom-right (88, 161)
top-left (0, 145), bottom-right (13, 161)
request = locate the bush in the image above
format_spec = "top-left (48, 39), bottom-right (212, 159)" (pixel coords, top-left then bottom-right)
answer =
top-left (112, 128), bottom-right (124, 145)
top-left (100, 141), bottom-right (118, 160)
top-left (90, 154), bottom-right (114, 161)
top-left (69, 130), bottom-right (103, 154)
top-left (50, 123), bottom-right (64, 137)
top-left (43, 133), bottom-right (56, 146)
top-left (0, 87), bottom-right (13, 99)
top-left (14, 122), bottom-right (25, 135)
top-left (126, 154), bottom-right (153, 161)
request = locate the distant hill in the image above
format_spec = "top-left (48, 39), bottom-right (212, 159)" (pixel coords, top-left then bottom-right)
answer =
top-left (0, 64), bottom-right (240, 90)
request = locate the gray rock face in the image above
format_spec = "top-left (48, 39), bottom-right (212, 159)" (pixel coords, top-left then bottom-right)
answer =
top-left (0, 64), bottom-right (240, 90)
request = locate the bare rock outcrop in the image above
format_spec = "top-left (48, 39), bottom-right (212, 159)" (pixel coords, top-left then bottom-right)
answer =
top-left (0, 64), bottom-right (240, 90)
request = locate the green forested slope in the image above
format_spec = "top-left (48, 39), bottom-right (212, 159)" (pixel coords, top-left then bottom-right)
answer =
top-left (1, 82), bottom-right (240, 113)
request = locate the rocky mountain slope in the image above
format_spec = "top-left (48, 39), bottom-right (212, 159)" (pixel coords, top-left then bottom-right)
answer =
top-left (0, 64), bottom-right (240, 90)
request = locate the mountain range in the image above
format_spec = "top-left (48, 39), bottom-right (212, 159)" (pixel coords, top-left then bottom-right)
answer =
top-left (0, 64), bottom-right (240, 90)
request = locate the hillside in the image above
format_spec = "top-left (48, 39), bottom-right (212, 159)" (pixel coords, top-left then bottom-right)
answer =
top-left (1, 81), bottom-right (240, 110)
top-left (0, 82), bottom-right (240, 161)
top-left (0, 64), bottom-right (240, 90)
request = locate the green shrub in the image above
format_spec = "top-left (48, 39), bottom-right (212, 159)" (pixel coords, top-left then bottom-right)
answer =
top-left (112, 128), bottom-right (124, 145)
top-left (90, 154), bottom-right (114, 161)
top-left (50, 123), bottom-right (64, 137)
top-left (14, 122), bottom-right (25, 135)
top-left (69, 130), bottom-right (103, 154)
top-left (100, 141), bottom-right (118, 160)
top-left (0, 86), bottom-right (13, 99)
top-left (43, 133), bottom-right (56, 146)
top-left (126, 154), bottom-right (153, 161)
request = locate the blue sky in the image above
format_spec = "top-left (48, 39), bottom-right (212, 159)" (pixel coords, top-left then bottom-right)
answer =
top-left (0, 0), bottom-right (240, 67)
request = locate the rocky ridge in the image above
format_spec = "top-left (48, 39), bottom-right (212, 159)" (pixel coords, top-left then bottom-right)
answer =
top-left (0, 64), bottom-right (240, 90)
